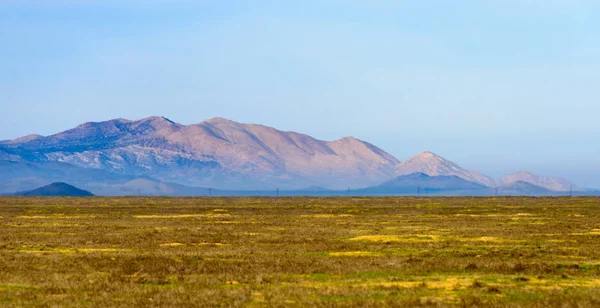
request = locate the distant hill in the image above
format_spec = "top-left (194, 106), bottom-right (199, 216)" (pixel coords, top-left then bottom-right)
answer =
top-left (498, 181), bottom-right (554, 196)
top-left (16, 183), bottom-right (94, 197)
top-left (501, 171), bottom-right (578, 192)
top-left (359, 173), bottom-right (487, 194)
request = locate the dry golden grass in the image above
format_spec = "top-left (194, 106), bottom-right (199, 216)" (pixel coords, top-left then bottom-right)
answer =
top-left (0, 196), bottom-right (600, 307)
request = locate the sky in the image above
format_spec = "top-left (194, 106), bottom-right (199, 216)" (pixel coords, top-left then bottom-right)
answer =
top-left (1, 1), bottom-right (599, 188)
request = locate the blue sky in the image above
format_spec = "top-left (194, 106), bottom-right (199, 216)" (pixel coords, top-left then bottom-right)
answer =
top-left (1, 1), bottom-right (599, 187)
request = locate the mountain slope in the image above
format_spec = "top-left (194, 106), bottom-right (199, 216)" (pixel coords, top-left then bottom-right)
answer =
top-left (501, 171), bottom-right (578, 192)
top-left (15, 182), bottom-right (94, 197)
top-left (0, 117), bottom-right (399, 190)
top-left (395, 151), bottom-right (497, 187)
top-left (361, 172), bottom-right (487, 194)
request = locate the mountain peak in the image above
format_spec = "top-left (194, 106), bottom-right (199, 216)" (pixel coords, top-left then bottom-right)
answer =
top-left (141, 116), bottom-right (175, 124)
top-left (412, 151), bottom-right (444, 160)
top-left (132, 116), bottom-right (182, 133)
top-left (404, 151), bottom-right (450, 165)
top-left (513, 171), bottom-right (534, 176)
top-left (203, 117), bottom-right (236, 125)
top-left (137, 116), bottom-right (179, 127)
top-left (334, 136), bottom-right (362, 143)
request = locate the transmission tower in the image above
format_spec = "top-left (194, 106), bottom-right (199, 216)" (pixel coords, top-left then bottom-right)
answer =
top-left (569, 185), bottom-right (573, 197)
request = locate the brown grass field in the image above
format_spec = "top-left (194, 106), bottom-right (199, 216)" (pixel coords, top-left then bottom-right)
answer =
top-left (1, 197), bottom-right (600, 307)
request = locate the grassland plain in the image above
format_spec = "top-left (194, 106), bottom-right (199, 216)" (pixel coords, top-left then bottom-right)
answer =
top-left (1, 197), bottom-right (600, 307)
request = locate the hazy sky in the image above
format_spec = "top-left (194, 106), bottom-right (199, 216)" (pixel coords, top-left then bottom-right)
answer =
top-left (1, 1), bottom-right (599, 187)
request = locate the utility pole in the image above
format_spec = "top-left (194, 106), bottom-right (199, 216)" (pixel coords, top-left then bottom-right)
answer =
top-left (569, 185), bottom-right (573, 197)
top-left (417, 186), bottom-right (421, 197)
top-left (347, 188), bottom-right (350, 197)
top-left (208, 188), bottom-right (212, 197)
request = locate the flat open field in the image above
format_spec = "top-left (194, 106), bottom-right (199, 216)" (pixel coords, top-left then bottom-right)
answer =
top-left (1, 197), bottom-right (600, 307)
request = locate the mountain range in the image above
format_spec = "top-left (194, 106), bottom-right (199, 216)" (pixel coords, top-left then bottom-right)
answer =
top-left (0, 116), bottom-right (581, 196)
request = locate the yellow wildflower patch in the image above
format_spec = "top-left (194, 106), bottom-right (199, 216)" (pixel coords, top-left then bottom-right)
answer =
top-left (329, 251), bottom-right (383, 257)
top-left (195, 243), bottom-right (228, 247)
top-left (350, 235), bottom-right (441, 243)
top-left (134, 213), bottom-right (231, 219)
top-left (160, 243), bottom-right (185, 247)
top-left (20, 248), bottom-right (129, 254)
top-left (571, 230), bottom-right (600, 236)
top-left (457, 237), bottom-right (522, 243)
top-left (17, 215), bottom-right (96, 219)
top-left (301, 214), bottom-right (353, 218)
